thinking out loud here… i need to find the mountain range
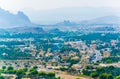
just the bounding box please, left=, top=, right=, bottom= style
left=79, top=16, right=120, bottom=25
left=29, top=7, right=118, bottom=24
left=54, top=16, right=120, bottom=26
left=0, top=8, right=120, bottom=32
left=0, top=8, right=32, bottom=28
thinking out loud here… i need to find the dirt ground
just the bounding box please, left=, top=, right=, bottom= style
left=55, top=70, right=90, bottom=79
left=56, top=74, right=90, bottom=79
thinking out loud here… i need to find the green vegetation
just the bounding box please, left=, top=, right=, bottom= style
left=83, top=66, right=120, bottom=79
left=0, top=32, right=119, bottom=60
left=0, top=31, right=120, bottom=79
left=0, top=76, right=4, bottom=79
left=0, top=66, right=60, bottom=79
left=115, top=76, right=120, bottom=79
left=98, top=73, right=113, bottom=79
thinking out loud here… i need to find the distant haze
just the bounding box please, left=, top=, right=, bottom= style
left=25, top=7, right=120, bottom=24
left=0, top=0, right=120, bottom=24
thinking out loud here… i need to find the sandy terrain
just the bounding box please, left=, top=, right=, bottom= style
left=56, top=74, right=90, bottom=79
left=55, top=70, right=90, bottom=79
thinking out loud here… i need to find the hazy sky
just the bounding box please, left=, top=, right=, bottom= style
left=0, top=0, right=120, bottom=24
left=0, top=0, right=120, bottom=12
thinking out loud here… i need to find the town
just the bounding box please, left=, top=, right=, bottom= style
left=0, top=30, right=120, bottom=79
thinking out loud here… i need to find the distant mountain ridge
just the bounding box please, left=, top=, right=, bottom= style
left=52, top=15, right=120, bottom=26
left=40, top=15, right=120, bottom=31
left=79, top=15, right=120, bottom=25
left=55, top=20, right=77, bottom=26
left=31, top=7, right=116, bottom=24
left=0, top=8, right=120, bottom=32
left=0, top=8, right=32, bottom=28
